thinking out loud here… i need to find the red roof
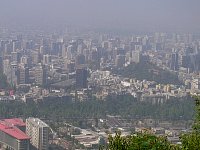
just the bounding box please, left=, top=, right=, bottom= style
left=3, top=118, right=26, bottom=127
left=0, top=122, right=30, bottom=140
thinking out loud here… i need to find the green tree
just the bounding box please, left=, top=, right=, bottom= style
left=112, top=62, right=182, bottom=85
left=104, top=96, right=200, bottom=150
left=106, top=131, right=180, bottom=150
left=180, top=96, right=200, bottom=150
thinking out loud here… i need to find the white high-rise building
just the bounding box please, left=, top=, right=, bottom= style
left=191, top=78, right=200, bottom=90
left=132, top=50, right=141, bottom=63
left=35, top=64, right=47, bottom=86
left=26, top=118, right=49, bottom=150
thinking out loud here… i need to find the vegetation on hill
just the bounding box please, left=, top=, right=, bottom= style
left=0, top=95, right=194, bottom=122
left=112, top=62, right=182, bottom=85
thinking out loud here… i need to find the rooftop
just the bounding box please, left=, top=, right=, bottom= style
left=3, top=118, right=26, bottom=127
left=0, top=121, right=30, bottom=140
left=26, top=118, right=49, bottom=128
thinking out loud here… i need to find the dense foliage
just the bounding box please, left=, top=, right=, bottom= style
left=0, top=95, right=194, bottom=121
left=0, top=72, right=9, bottom=89
left=106, top=132, right=180, bottom=150
left=112, top=62, right=182, bottom=85
left=180, top=96, right=200, bottom=149
left=106, top=96, right=200, bottom=150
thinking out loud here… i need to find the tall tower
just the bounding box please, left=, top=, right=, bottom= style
left=75, top=54, right=86, bottom=66
left=170, top=52, right=179, bottom=71
left=11, top=51, right=21, bottom=63
left=10, top=63, right=18, bottom=86
left=132, top=50, right=141, bottom=64
left=115, top=55, right=125, bottom=68
left=26, top=118, right=49, bottom=150
left=35, top=64, right=47, bottom=86
left=18, top=64, right=29, bottom=84
left=76, top=67, right=88, bottom=89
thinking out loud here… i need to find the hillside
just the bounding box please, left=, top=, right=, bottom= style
left=112, top=62, right=182, bottom=85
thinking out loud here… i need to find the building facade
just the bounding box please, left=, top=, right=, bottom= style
left=0, top=121, right=30, bottom=150
left=26, top=118, right=49, bottom=150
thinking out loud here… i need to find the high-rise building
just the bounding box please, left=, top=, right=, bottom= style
left=170, top=52, right=179, bottom=71
left=26, top=118, right=49, bottom=150
left=20, top=55, right=31, bottom=67
left=4, top=42, right=12, bottom=55
left=0, top=56, right=3, bottom=71
left=35, top=64, right=47, bottom=86
left=115, top=55, right=125, bottom=68
left=12, top=40, right=21, bottom=52
left=25, top=40, right=34, bottom=50
left=76, top=67, right=88, bottom=89
left=10, top=63, right=19, bottom=86
left=189, top=53, right=200, bottom=72
left=191, top=78, right=200, bottom=90
left=135, top=45, right=143, bottom=51
left=18, top=65, right=29, bottom=85
left=43, top=54, right=51, bottom=65
left=61, top=44, right=67, bottom=58
left=75, top=54, right=85, bottom=66
left=11, top=51, right=21, bottom=63
left=65, top=60, right=75, bottom=73
left=51, top=42, right=62, bottom=56
left=3, top=59, right=10, bottom=75
left=31, top=51, right=40, bottom=64
left=180, top=55, right=190, bottom=68
left=132, top=50, right=141, bottom=63
left=66, top=45, right=76, bottom=60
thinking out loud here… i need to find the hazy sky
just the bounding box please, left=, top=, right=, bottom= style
left=0, top=0, right=200, bottom=32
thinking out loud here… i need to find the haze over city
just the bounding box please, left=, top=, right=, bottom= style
left=0, top=0, right=200, bottom=32
left=1, top=0, right=200, bottom=149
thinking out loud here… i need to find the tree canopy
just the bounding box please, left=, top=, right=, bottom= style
left=112, top=62, right=182, bottom=85
left=0, top=95, right=194, bottom=122
left=106, top=96, right=200, bottom=150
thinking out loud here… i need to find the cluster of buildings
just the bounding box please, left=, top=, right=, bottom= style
left=0, top=29, right=200, bottom=103
left=0, top=28, right=200, bottom=149
left=0, top=35, right=89, bottom=88
left=0, top=118, right=49, bottom=150
left=54, top=115, right=188, bottom=149
left=90, top=70, right=188, bottom=104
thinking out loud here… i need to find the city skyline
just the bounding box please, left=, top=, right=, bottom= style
left=0, top=1, right=200, bottom=149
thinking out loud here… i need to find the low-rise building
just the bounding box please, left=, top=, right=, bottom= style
left=0, top=121, right=30, bottom=150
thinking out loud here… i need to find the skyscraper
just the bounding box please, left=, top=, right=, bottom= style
left=76, top=67, right=88, bottom=89
left=51, top=42, right=62, bottom=56
left=170, top=52, right=179, bottom=71
left=26, top=118, right=49, bottom=150
left=0, top=56, right=3, bottom=71
left=43, top=54, right=51, bottom=65
left=18, top=64, right=29, bottom=85
left=35, top=64, right=47, bottom=86
left=10, top=63, right=18, bottom=86
left=132, top=50, right=141, bottom=64
left=115, top=55, right=125, bottom=68
left=75, top=54, right=86, bottom=66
